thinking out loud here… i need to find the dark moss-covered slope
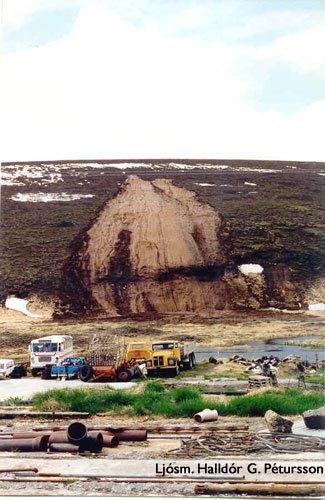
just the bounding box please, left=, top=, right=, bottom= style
left=0, top=159, right=324, bottom=307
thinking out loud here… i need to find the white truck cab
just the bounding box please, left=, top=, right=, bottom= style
left=0, top=359, right=15, bottom=378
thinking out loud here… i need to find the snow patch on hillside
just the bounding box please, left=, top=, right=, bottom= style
left=5, top=297, right=42, bottom=318
left=11, top=192, right=94, bottom=202
left=239, top=264, right=264, bottom=275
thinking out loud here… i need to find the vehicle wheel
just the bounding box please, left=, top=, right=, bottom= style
left=10, top=366, right=22, bottom=379
left=79, top=364, right=93, bottom=382
left=117, top=368, right=134, bottom=382
left=188, top=356, right=193, bottom=369
left=31, top=368, right=39, bottom=377
left=172, top=365, right=180, bottom=376
left=191, top=353, right=196, bottom=366
left=41, top=365, right=52, bottom=380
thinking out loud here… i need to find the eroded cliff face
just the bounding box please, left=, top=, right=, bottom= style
left=60, top=176, right=229, bottom=316
left=59, top=175, right=305, bottom=317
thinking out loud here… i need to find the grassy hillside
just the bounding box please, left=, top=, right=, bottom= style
left=0, top=159, right=324, bottom=299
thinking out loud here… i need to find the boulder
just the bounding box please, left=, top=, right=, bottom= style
left=303, top=406, right=325, bottom=430
left=264, top=410, right=293, bottom=433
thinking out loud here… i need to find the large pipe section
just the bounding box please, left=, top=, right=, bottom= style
left=104, top=429, right=148, bottom=441
left=194, top=409, right=219, bottom=423
left=0, top=421, right=148, bottom=453
left=0, top=436, right=48, bottom=452
left=49, top=443, right=81, bottom=453
left=67, top=422, right=88, bottom=443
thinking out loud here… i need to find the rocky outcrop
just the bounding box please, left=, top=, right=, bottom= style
left=60, top=176, right=229, bottom=316
left=264, top=410, right=293, bottom=433
left=303, top=406, right=325, bottom=429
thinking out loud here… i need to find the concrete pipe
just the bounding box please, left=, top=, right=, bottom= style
left=194, top=409, right=218, bottom=423
left=67, top=422, right=87, bottom=443
left=105, top=430, right=148, bottom=441
left=0, top=436, right=48, bottom=452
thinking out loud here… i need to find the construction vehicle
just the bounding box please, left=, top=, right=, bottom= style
left=145, top=340, right=196, bottom=377
left=79, top=333, right=135, bottom=383
left=42, top=356, right=86, bottom=380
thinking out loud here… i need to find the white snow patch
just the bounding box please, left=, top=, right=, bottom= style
left=286, top=165, right=297, bottom=169
left=318, top=173, right=325, bottom=176
left=236, top=167, right=281, bottom=173
left=11, top=192, right=94, bottom=202
left=239, top=264, right=264, bottom=275
left=104, top=162, right=151, bottom=169
left=244, top=182, right=257, bottom=186
left=1, top=164, right=64, bottom=186
left=5, top=297, right=42, bottom=318
left=308, top=303, right=325, bottom=311
left=169, top=163, right=229, bottom=170
left=194, top=183, right=216, bottom=187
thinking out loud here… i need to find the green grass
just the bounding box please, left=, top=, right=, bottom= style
left=305, top=369, right=325, bottom=385
left=219, top=388, right=324, bottom=417
left=32, top=384, right=324, bottom=418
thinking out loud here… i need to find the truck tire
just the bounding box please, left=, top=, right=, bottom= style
left=117, top=368, right=134, bottom=382
left=31, top=368, right=39, bottom=377
left=10, top=366, right=22, bottom=379
left=79, top=364, right=93, bottom=382
left=41, top=365, right=52, bottom=380
left=170, top=365, right=179, bottom=376
left=191, top=353, right=196, bottom=366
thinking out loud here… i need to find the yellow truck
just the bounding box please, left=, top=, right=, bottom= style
left=145, top=340, right=196, bottom=376
left=126, top=342, right=151, bottom=366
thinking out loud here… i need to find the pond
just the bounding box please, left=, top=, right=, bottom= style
left=196, top=335, right=324, bottom=363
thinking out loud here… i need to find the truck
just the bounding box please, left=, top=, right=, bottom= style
left=42, top=356, right=86, bottom=380
left=126, top=342, right=151, bottom=364
left=145, top=340, right=196, bottom=376
left=79, top=333, right=135, bottom=383
left=125, top=342, right=151, bottom=378
left=0, top=359, right=28, bottom=379
left=29, top=335, right=73, bottom=377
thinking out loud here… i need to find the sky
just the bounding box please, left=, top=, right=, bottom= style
left=1, top=0, right=325, bottom=162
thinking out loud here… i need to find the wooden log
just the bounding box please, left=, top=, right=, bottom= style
left=195, top=482, right=325, bottom=496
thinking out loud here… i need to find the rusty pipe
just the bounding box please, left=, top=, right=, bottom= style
left=12, top=432, right=51, bottom=439
left=103, top=430, right=147, bottom=441
left=0, top=436, right=48, bottom=452
left=67, top=422, right=87, bottom=443
left=49, top=442, right=81, bottom=453
left=48, top=431, right=71, bottom=444
left=102, top=434, right=119, bottom=448
left=81, top=431, right=103, bottom=452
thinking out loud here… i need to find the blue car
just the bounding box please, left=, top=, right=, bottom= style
left=49, top=357, right=86, bottom=380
